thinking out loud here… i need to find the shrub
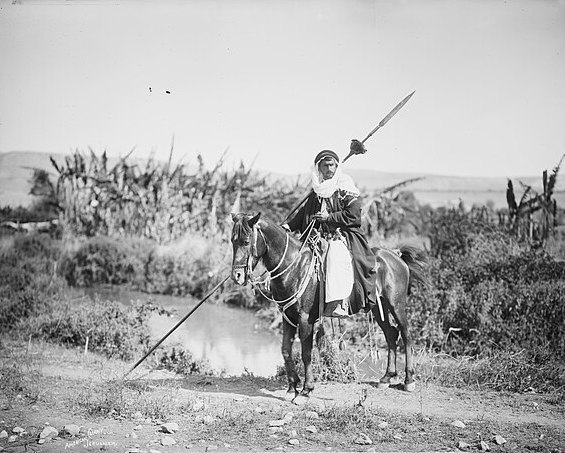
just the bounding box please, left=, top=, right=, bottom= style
left=21, top=297, right=162, bottom=360
left=59, top=236, right=149, bottom=287
left=57, top=234, right=247, bottom=303
left=150, top=346, right=215, bottom=376
left=411, top=225, right=565, bottom=360
left=0, top=233, right=67, bottom=333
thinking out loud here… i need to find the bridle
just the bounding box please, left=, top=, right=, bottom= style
left=232, top=219, right=318, bottom=328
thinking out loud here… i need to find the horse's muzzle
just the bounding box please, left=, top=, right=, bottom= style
left=231, top=267, right=247, bottom=286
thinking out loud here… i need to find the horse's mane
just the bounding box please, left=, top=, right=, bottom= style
left=232, top=213, right=303, bottom=248
left=256, top=216, right=305, bottom=248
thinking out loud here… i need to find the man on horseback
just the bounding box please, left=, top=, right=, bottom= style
left=283, top=140, right=377, bottom=317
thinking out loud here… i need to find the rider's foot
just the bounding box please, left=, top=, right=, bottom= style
left=328, top=306, right=350, bottom=318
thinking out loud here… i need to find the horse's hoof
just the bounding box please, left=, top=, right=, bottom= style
left=377, top=381, right=390, bottom=389
left=404, top=382, right=416, bottom=392
left=292, top=394, right=309, bottom=406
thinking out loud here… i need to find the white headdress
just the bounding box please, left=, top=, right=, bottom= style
left=311, top=156, right=360, bottom=199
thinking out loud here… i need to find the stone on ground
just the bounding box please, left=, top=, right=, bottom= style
left=38, top=426, right=59, bottom=444
left=450, top=420, right=466, bottom=428
left=63, top=424, right=80, bottom=436
left=494, top=435, right=506, bottom=445
left=160, top=422, right=179, bottom=433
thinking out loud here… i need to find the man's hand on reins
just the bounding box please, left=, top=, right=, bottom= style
left=312, top=212, right=329, bottom=222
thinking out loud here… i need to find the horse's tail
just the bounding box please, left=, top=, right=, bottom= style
left=399, top=245, right=429, bottom=291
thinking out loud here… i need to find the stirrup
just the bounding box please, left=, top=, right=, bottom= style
left=325, top=306, right=351, bottom=319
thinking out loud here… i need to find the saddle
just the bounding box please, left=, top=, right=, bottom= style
left=309, top=231, right=360, bottom=319
left=309, top=231, right=383, bottom=320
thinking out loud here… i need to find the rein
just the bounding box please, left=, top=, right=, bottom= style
left=246, top=220, right=318, bottom=328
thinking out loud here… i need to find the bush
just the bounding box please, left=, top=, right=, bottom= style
left=57, top=233, right=262, bottom=308
left=0, top=233, right=67, bottom=332
left=410, top=224, right=565, bottom=360
left=144, top=236, right=224, bottom=297
left=150, top=346, right=215, bottom=376
left=442, top=279, right=565, bottom=358
left=59, top=236, right=149, bottom=287
left=0, top=233, right=168, bottom=361
left=21, top=297, right=163, bottom=360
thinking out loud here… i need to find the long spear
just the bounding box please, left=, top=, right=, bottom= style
left=281, top=91, right=415, bottom=224
left=343, top=90, right=415, bottom=162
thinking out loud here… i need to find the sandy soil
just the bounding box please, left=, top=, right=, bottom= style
left=1, top=342, right=564, bottom=453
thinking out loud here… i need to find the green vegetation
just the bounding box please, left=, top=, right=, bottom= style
left=1, top=234, right=165, bottom=361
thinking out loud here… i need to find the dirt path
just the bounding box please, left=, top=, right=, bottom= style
left=1, top=342, right=564, bottom=452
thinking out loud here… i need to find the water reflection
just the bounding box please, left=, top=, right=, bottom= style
left=93, top=288, right=283, bottom=377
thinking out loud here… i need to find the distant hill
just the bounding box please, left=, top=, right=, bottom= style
left=1, top=150, right=563, bottom=209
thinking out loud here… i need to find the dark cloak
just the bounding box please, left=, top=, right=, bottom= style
left=287, top=189, right=376, bottom=314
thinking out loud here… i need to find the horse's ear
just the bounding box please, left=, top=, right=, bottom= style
left=248, top=212, right=261, bottom=227
left=231, top=213, right=238, bottom=223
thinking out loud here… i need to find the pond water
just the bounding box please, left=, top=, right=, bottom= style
left=89, top=287, right=387, bottom=380
left=90, top=287, right=284, bottom=377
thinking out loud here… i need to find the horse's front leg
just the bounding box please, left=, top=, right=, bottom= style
left=282, top=320, right=300, bottom=401
left=293, top=314, right=314, bottom=405
left=374, top=306, right=399, bottom=388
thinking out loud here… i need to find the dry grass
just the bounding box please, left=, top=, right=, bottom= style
left=415, top=348, right=565, bottom=397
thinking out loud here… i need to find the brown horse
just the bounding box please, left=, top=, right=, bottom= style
left=231, top=212, right=428, bottom=402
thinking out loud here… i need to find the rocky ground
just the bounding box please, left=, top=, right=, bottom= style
left=1, top=340, right=564, bottom=453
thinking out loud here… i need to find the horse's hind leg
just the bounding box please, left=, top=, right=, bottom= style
left=385, top=290, right=416, bottom=392
left=282, top=320, right=300, bottom=400
left=394, top=304, right=416, bottom=392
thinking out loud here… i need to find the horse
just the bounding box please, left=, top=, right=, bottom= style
left=230, top=212, right=428, bottom=403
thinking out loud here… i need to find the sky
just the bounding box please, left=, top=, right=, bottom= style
left=0, top=0, right=564, bottom=178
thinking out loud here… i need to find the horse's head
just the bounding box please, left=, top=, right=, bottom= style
left=230, top=212, right=262, bottom=285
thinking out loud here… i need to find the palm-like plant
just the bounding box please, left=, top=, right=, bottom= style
left=50, top=149, right=307, bottom=243
left=505, top=154, right=564, bottom=243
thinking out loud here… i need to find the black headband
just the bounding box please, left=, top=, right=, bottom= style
left=314, top=150, right=340, bottom=165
